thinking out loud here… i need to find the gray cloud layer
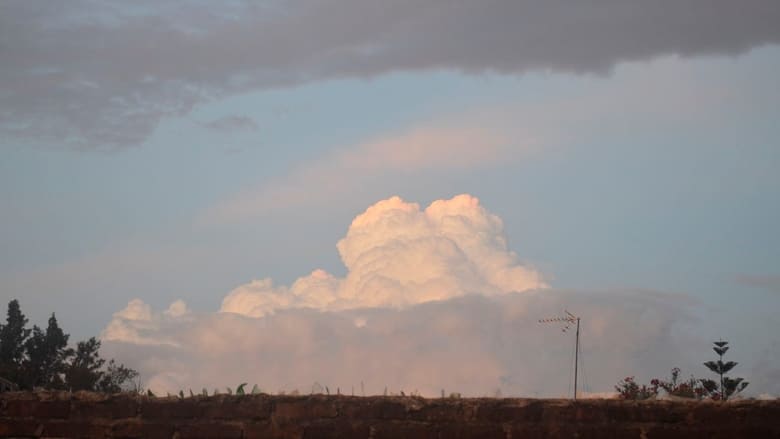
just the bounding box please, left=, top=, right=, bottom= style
left=2, top=0, right=779, bottom=148
left=201, top=115, right=258, bottom=132
left=102, top=289, right=701, bottom=397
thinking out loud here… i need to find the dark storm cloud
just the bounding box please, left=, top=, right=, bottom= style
left=2, top=0, right=778, bottom=148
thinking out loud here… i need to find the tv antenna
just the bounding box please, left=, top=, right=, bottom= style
left=538, top=310, right=581, bottom=400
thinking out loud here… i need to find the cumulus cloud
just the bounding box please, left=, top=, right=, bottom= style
left=218, top=194, right=545, bottom=316
left=102, top=299, right=171, bottom=347
left=102, top=194, right=703, bottom=396
left=113, top=298, right=152, bottom=321
left=2, top=0, right=778, bottom=148
left=164, top=299, right=191, bottom=318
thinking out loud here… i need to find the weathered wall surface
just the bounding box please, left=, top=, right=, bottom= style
left=1, top=392, right=778, bottom=438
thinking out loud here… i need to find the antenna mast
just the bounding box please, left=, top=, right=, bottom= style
left=538, top=310, right=581, bottom=400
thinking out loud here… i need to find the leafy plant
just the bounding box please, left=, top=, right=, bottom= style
left=702, top=340, right=749, bottom=400
left=236, top=383, right=247, bottom=395
left=654, top=368, right=707, bottom=399
left=65, top=337, right=105, bottom=391
left=615, top=376, right=658, bottom=400
left=97, top=359, right=139, bottom=393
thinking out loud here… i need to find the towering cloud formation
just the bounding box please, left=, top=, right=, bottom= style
left=101, top=194, right=707, bottom=396
left=219, top=194, right=545, bottom=316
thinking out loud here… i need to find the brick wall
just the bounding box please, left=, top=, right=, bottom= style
left=1, top=392, right=778, bottom=438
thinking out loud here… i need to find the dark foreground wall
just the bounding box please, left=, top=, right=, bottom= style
left=1, top=392, right=779, bottom=438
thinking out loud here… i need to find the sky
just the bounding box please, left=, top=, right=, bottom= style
left=1, top=1, right=780, bottom=397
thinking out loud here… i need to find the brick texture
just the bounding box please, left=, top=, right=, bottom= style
left=0, top=392, right=778, bottom=438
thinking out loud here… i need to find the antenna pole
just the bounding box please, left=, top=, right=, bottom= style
left=539, top=311, right=581, bottom=400
left=574, top=317, right=580, bottom=400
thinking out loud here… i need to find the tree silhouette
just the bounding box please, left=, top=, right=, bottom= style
left=65, top=337, right=105, bottom=391
left=702, top=340, right=748, bottom=400
left=98, top=359, right=139, bottom=393
left=0, top=300, right=31, bottom=384
left=23, top=314, right=73, bottom=389
left=0, top=300, right=138, bottom=393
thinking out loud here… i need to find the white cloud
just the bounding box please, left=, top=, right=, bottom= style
left=219, top=278, right=293, bottom=318
left=103, top=299, right=192, bottom=347
left=114, top=298, right=152, bottom=321
left=164, top=299, right=190, bottom=318
left=217, top=194, right=545, bottom=316
left=102, top=194, right=702, bottom=397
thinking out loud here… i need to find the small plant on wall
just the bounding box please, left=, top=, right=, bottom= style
left=615, top=376, right=658, bottom=400
left=655, top=367, right=708, bottom=399
left=616, top=340, right=749, bottom=400
left=701, top=340, right=749, bottom=400
left=615, top=368, right=706, bottom=400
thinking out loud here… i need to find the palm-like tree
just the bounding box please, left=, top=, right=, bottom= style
left=702, top=340, right=748, bottom=400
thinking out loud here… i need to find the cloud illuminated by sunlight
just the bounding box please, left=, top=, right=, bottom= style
left=217, top=194, right=545, bottom=316
left=101, top=194, right=705, bottom=397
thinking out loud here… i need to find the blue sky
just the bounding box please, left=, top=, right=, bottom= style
left=1, top=1, right=779, bottom=395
